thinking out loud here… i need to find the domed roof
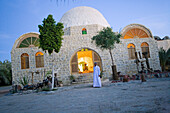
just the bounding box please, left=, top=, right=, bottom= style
left=60, top=6, right=110, bottom=28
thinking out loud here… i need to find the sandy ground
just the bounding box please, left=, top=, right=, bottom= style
left=0, top=86, right=11, bottom=97
left=0, top=78, right=169, bottom=113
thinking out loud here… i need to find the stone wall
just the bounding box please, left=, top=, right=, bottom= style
left=157, top=39, right=170, bottom=51
left=113, top=38, right=161, bottom=75
left=11, top=24, right=161, bottom=85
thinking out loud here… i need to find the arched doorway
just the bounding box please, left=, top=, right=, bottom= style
left=70, top=48, right=102, bottom=74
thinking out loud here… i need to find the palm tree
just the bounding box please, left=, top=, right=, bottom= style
left=159, top=48, right=170, bottom=71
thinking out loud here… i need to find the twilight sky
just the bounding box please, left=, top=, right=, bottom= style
left=0, top=0, right=170, bottom=61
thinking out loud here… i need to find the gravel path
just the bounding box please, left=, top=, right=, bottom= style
left=0, top=78, right=169, bottom=113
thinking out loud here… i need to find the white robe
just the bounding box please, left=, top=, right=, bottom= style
left=93, top=65, right=102, bottom=87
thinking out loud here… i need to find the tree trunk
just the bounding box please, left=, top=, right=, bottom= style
left=109, top=49, right=118, bottom=80
left=31, top=72, right=34, bottom=84
left=109, top=48, right=114, bottom=66
left=52, top=53, right=54, bottom=89
left=135, top=52, right=139, bottom=73
left=111, top=65, right=118, bottom=80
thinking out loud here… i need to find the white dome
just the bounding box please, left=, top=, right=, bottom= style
left=60, top=6, right=110, bottom=28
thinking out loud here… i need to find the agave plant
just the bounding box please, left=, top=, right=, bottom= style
left=18, top=76, right=29, bottom=86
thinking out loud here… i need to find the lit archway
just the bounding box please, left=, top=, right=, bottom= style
left=70, top=48, right=102, bottom=74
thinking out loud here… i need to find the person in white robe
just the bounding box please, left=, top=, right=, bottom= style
left=93, top=62, right=102, bottom=88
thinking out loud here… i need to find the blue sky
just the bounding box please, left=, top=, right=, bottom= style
left=0, top=0, right=170, bottom=61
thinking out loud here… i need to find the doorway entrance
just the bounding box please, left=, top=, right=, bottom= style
left=70, top=48, right=102, bottom=74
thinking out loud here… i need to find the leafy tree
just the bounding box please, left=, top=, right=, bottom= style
left=163, top=36, right=170, bottom=40
left=38, top=14, right=64, bottom=89
left=159, top=48, right=170, bottom=71
left=0, top=60, right=12, bottom=86
left=38, top=15, right=64, bottom=54
left=92, top=27, right=121, bottom=80
left=154, top=36, right=161, bottom=40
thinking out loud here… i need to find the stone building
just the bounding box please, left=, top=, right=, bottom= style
left=157, top=39, right=170, bottom=51
left=11, top=6, right=161, bottom=85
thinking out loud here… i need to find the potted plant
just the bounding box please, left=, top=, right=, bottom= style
left=58, top=80, right=63, bottom=87
left=69, top=75, right=76, bottom=83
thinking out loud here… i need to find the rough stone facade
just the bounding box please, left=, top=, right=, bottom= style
left=11, top=6, right=161, bottom=85
left=157, top=39, right=170, bottom=51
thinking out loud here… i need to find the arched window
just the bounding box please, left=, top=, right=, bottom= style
left=82, top=28, right=87, bottom=35
left=70, top=48, right=102, bottom=74
left=141, top=42, right=150, bottom=58
left=21, top=53, right=29, bottom=69
left=127, top=43, right=136, bottom=59
left=35, top=52, right=44, bottom=68
left=19, top=37, right=39, bottom=48
left=124, top=28, right=149, bottom=39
